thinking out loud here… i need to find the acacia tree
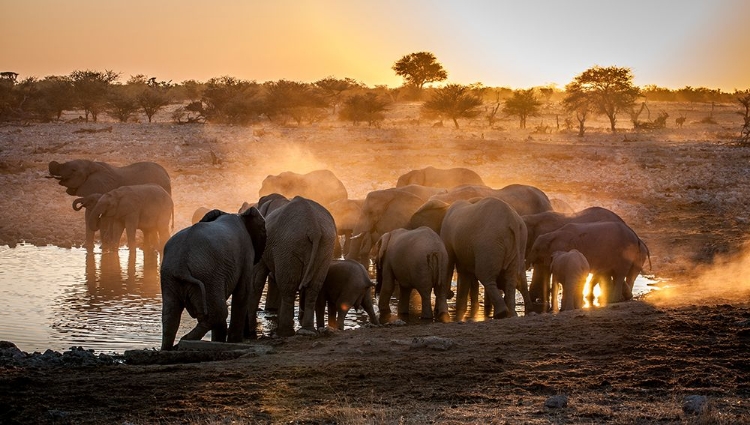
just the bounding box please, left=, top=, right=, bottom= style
left=70, top=70, right=120, bottom=122
left=339, top=93, right=389, bottom=127
left=503, top=88, right=541, bottom=129
left=562, top=83, right=592, bottom=136
left=201, top=76, right=262, bottom=124
left=263, top=80, right=328, bottom=125
left=392, top=52, right=448, bottom=90
left=314, top=77, right=362, bottom=114
left=565, top=66, right=640, bottom=132
left=422, top=83, right=482, bottom=129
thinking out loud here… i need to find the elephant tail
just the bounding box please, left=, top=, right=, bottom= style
left=182, top=273, right=209, bottom=316
left=427, top=251, right=441, bottom=293
left=299, top=234, right=322, bottom=291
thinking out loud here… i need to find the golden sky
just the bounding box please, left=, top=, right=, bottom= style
left=2, top=0, right=749, bottom=90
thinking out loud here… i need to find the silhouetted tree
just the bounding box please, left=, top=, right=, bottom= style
left=565, top=66, right=640, bottom=132
left=392, top=52, right=448, bottom=90
left=562, top=83, right=592, bottom=136
left=70, top=70, right=120, bottom=122
left=736, top=89, right=750, bottom=145
left=36, top=76, right=75, bottom=121
left=263, top=80, right=327, bottom=125
left=127, top=76, right=172, bottom=123
left=201, top=76, right=261, bottom=124
left=314, top=77, right=362, bottom=114
left=503, top=88, right=541, bottom=129
left=106, top=84, right=139, bottom=122
left=338, top=93, right=388, bottom=126
left=422, top=83, right=482, bottom=129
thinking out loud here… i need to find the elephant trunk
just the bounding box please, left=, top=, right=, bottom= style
left=72, top=198, right=85, bottom=211
left=88, top=201, right=106, bottom=231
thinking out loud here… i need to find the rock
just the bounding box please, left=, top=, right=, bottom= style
left=682, top=395, right=708, bottom=415
left=409, top=336, right=455, bottom=351
left=544, top=395, right=568, bottom=408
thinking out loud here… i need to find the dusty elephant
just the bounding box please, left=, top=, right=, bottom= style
left=440, top=197, right=530, bottom=321
left=550, top=249, right=590, bottom=311
left=248, top=196, right=337, bottom=337
left=527, top=221, right=648, bottom=305
left=523, top=206, right=633, bottom=312
left=72, top=193, right=104, bottom=248
left=254, top=193, right=292, bottom=312
left=375, top=227, right=451, bottom=323
left=345, top=186, right=437, bottom=265
left=316, top=259, right=379, bottom=330
left=88, top=184, right=174, bottom=252
left=258, top=169, right=348, bottom=208
left=396, top=166, right=485, bottom=189
left=48, top=159, right=171, bottom=248
left=159, top=208, right=267, bottom=350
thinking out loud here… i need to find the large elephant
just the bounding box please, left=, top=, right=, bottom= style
left=396, top=166, right=485, bottom=188
left=254, top=193, right=292, bottom=312
left=159, top=207, right=266, bottom=350
left=527, top=221, right=648, bottom=305
left=316, top=259, right=379, bottom=330
left=374, top=227, right=451, bottom=323
left=248, top=196, right=337, bottom=337
left=550, top=249, right=590, bottom=311
left=72, top=193, right=104, bottom=248
left=87, top=184, right=174, bottom=252
left=258, top=169, right=348, bottom=208
left=345, top=186, right=436, bottom=265
left=440, top=197, right=529, bottom=321
left=523, top=206, right=631, bottom=312
left=409, top=184, right=553, bottom=234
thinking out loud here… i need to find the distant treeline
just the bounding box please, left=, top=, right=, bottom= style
left=0, top=69, right=743, bottom=125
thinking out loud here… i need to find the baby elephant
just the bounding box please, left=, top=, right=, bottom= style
left=315, top=259, right=379, bottom=330
left=550, top=249, right=591, bottom=311
left=88, top=184, right=174, bottom=252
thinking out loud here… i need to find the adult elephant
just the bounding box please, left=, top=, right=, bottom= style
left=247, top=196, right=337, bottom=337
left=254, top=193, right=292, bottom=312
left=258, top=169, right=348, bottom=208
left=345, top=187, right=431, bottom=265
left=527, top=221, right=648, bottom=305
left=48, top=159, right=171, bottom=248
left=523, top=206, right=632, bottom=312
left=159, top=207, right=266, bottom=350
left=396, top=166, right=485, bottom=189
left=88, top=184, right=174, bottom=252
left=440, top=197, right=529, bottom=321
left=409, top=184, right=553, bottom=234
left=374, top=227, right=451, bottom=323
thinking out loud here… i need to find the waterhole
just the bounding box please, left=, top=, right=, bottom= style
left=0, top=244, right=659, bottom=354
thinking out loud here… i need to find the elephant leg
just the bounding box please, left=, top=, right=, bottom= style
left=378, top=268, right=396, bottom=323
left=246, top=263, right=269, bottom=339
left=529, top=266, right=551, bottom=313
left=551, top=279, right=560, bottom=313
left=327, top=299, right=337, bottom=329
left=315, top=294, right=326, bottom=329
left=397, top=286, right=411, bottom=317
left=276, top=293, right=297, bottom=337
left=501, top=270, right=518, bottom=318
left=84, top=225, right=95, bottom=250
left=469, top=279, right=480, bottom=319
left=298, top=284, right=321, bottom=334
left=182, top=321, right=212, bottom=342
left=482, top=280, right=508, bottom=319
left=418, top=288, right=434, bottom=320
left=265, top=275, right=281, bottom=312
left=517, top=272, right=532, bottom=314
left=455, top=273, right=473, bottom=322
left=161, top=302, right=183, bottom=350
left=125, top=224, right=137, bottom=251
left=610, top=274, right=626, bottom=304
left=211, top=322, right=227, bottom=342
left=362, top=292, right=380, bottom=326
left=336, top=304, right=351, bottom=330
left=228, top=274, right=252, bottom=343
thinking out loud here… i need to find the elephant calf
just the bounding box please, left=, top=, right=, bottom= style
left=316, top=259, right=379, bottom=330
left=550, top=249, right=590, bottom=311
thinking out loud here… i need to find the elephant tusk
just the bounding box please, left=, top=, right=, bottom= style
left=350, top=232, right=365, bottom=240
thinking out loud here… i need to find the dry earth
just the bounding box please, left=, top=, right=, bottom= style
left=0, top=101, right=749, bottom=424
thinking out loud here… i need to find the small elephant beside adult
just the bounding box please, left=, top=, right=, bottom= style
left=527, top=221, right=648, bottom=306
left=440, top=197, right=530, bottom=321
left=316, top=259, right=379, bottom=330
left=375, top=227, right=451, bottom=323
left=523, top=206, right=646, bottom=312
left=258, top=169, right=348, bottom=208
left=247, top=196, right=337, bottom=337
left=550, top=249, right=590, bottom=311
left=87, top=184, right=174, bottom=252
left=396, top=166, right=485, bottom=189
left=160, top=207, right=266, bottom=351
left=48, top=159, right=171, bottom=248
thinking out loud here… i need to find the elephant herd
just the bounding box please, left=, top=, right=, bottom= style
left=48, top=161, right=650, bottom=350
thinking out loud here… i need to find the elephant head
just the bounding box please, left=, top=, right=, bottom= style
left=528, top=230, right=576, bottom=269
left=49, top=160, right=113, bottom=196
left=72, top=193, right=103, bottom=212
left=407, top=199, right=450, bottom=233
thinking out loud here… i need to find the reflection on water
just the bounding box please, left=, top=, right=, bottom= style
left=0, top=245, right=658, bottom=354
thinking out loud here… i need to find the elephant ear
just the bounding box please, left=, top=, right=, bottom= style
left=199, top=209, right=225, bottom=223
left=240, top=207, right=267, bottom=265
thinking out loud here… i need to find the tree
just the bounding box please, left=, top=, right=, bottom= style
left=314, top=77, right=362, bottom=114
left=106, top=84, right=139, bottom=122
left=128, top=76, right=172, bottom=123
left=70, top=70, right=120, bottom=122
left=421, top=84, right=483, bottom=129
left=503, top=88, right=541, bottom=129
left=338, top=93, right=389, bottom=127
left=392, top=52, right=448, bottom=90
left=562, top=83, right=592, bottom=136
left=565, top=66, right=640, bottom=132
left=736, top=89, right=750, bottom=145
left=263, top=80, right=327, bottom=125
left=201, top=76, right=261, bottom=124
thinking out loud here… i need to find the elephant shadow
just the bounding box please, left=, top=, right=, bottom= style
left=83, top=248, right=161, bottom=304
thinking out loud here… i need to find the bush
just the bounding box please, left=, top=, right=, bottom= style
left=338, top=93, right=388, bottom=126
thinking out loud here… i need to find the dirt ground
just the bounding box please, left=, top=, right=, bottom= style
left=1, top=101, right=749, bottom=424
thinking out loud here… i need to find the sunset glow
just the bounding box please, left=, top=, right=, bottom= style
left=2, top=0, right=749, bottom=90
